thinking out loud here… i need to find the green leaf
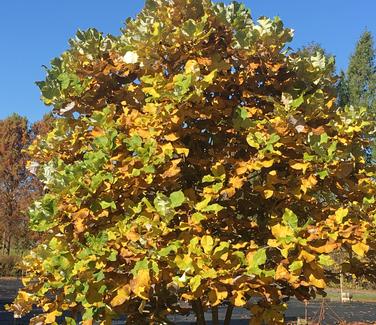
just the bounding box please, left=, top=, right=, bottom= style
left=100, top=200, right=116, bottom=210
left=291, top=94, right=304, bottom=109
left=170, top=190, right=185, bottom=208
left=282, top=208, right=298, bottom=230
left=189, top=275, right=202, bottom=292
left=154, top=193, right=171, bottom=216
left=250, top=248, right=267, bottom=269
left=65, top=317, right=77, bottom=325
left=289, top=260, right=303, bottom=272
left=202, top=175, right=216, bottom=183
left=363, top=196, right=375, bottom=205
left=269, top=133, right=280, bottom=144
left=82, top=308, right=94, bottom=321
left=320, top=133, right=329, bottom=144
left=107, top=250, right=118, bottom=262
left=182, top=19, right=196, bottom=37
left=131, top=259, right=149, bottom=276
left=195, top=197, right=211, bottom=211
left=191, top=212, right=207, bottom=224
left=318, top=254, right=334, bottom=267
left=202, top=203, right=223, bottom=213
left=317, top=170, right=328, bottom=180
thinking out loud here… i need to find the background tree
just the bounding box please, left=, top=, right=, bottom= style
left=31, top=113, right=55, bottom=139
left=336, top=70, right=350, bottom=107
left=337, top=31, right=376, bottom=165
left=0, top=113, right=50, bottom=257
left=0, top=115, right=33, bottom=254
left=9, top=1, right=376, bottom=324
left=347, top=31, right=376, bottom=110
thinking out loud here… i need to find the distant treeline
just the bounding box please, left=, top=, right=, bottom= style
left=0, top=113, right=53, bottom=258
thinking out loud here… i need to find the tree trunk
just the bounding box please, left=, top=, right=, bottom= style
left=193, top=299, right=206, bottom=325
left=6, top=234, right=11, bottom=256
left=224, top=304, right=234, bottom=325
left=212, top=306, right=219, bottom=325
left=2, top=231, right=5, bottom=255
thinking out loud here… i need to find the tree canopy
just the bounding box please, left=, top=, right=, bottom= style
left=9, top=1, right=376, bottom=324
left=339, top=31, right=376, bottom=111
left=0, top=114, right=40, bottom=255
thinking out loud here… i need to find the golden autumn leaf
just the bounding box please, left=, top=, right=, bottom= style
left=232, top=291, right=247, bottom=307
left=299, top=250, right=315, bottom=263
left=275, top=264, right=290, bottom=281
left=45, top=310, right=62, bottom=324
left=352, top=242, right=369, bottom=257
left=164, top=133, right=179, bottom=141
left=175, top=147, right=189, bottom=156
left=162, top=159, right=181, bottom=178
left=334, top=207, right=348, bottom=224
left=264, top=189, right=274, bottom=199
left=201, top=235, right=214, bottom=254
left=130, top=269, right=151, bottom=300
left=271, top=224, right=293, bottom=239
left=72, top=208, right=90, bottom=234
left=111, top=285, right=131, bottom=307
left=208, top=286, right=228, bottom=306
left=300, top=174, right=317, bottom=193
left=290, top=162, right=310, bottom=174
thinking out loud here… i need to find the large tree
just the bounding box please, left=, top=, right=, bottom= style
left=0, top=114, right=50, bottom=256
left=347, top=31, right=376, bottom=110
left=9, top=1, right=376, bottom=324
left=0, top=115, right=33, bottom=254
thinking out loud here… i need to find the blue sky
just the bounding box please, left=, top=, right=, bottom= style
left=1, top=0, right=375, bottom=122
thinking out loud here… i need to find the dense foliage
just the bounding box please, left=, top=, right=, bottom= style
left=0, top=114, right=42, bottom=256
left=10, top=0, right=376, bottom=324
left=347, top=31, right=376, bottom=110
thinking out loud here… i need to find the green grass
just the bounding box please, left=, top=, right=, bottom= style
left=318, top=289, right=376, bottom=302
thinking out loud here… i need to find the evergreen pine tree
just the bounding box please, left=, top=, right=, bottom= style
left=337, top=70, right=350, bottom=107
left=347, top=31, right=376, bottom=111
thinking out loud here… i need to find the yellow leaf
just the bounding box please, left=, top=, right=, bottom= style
left=290, top=162, right=310, bottom=174
left=126, top=229, right=140, bottom=241
left=264, top=189, right=274, bottom=199
left=201, top=235, right=214, bottom=254
left=308, top=273, right=326, bottom=289
left=162, top=159, right=181, bottom=178
left=175, top=147, right=189, bottom=156
left=335, top=207, right=348, bottom=224
left=185, top=60, right=200, bottom=74
left=275, top=264, right=290, bottom=281
left=352, top=242, right=369, bottom=257
left=299, top=250, right=315, bottom=263
left=300, top=175, right=317, bottom=193
left=82, top=320, right=93, bottom=325
left=271, top=224, right=293, bottom=239
left=73, top=208, right=90, bottom=234
left=45, top=310, right=61, bottom=324
left=208, top=286, right=228, bottom=306
left=130, top=269, right=150, bottom=299
left=261, top=159, right=274, bottom=168
left=165, top=133, right=179, bottom=141
left=311, top=242, right=338, bottom=254
left=203, top=69, right=218, bottom=84
left=111, top=285, right=131, bottom=307
left=229, top=176, right=244, bottom=189
left=235, top=163, right=248, bottom=175
left=232, top=291, right=247, bottom=306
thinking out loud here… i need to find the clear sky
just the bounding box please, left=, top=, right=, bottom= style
left=1, top=0, right=375, bottom=122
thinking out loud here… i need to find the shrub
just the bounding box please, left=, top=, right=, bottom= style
left=0, top=255, right=22, bottom=277
left=9, top=0, right=376, bottom=324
